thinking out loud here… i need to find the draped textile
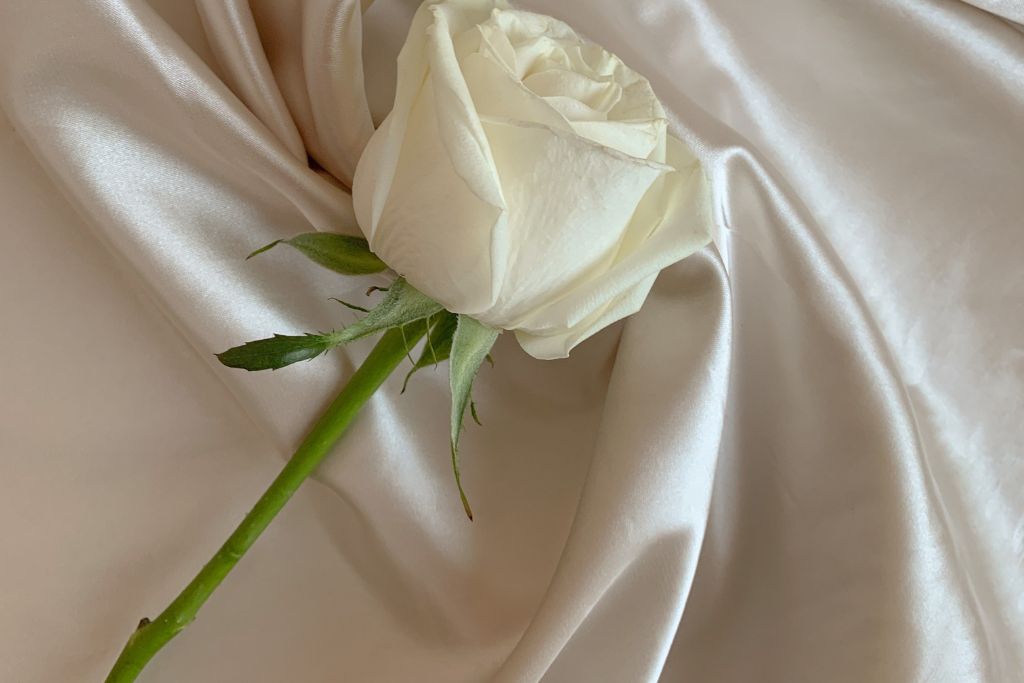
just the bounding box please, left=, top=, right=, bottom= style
left=0, top=1, right=1021, bottom=681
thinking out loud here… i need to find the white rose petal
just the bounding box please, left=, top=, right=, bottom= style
left=353, top=0, right=711, bottom=359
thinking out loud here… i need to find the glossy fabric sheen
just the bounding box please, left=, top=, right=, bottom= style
left=0, top=1, right=1020, bottom=682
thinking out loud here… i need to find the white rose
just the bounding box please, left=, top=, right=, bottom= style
left=353, top=0, right=710, bottom=359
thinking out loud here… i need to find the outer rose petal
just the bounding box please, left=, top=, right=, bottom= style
left=354, top=0, right=505, bottom=236
left=477, top=118, right=670, bottom=328
left=513, top=136, right=711, bottom=359
left=354, top=0, right=508, bottom=314
left=515, top=273, right=659, bottom=360
left=368, top=83, right=504, bottom=314
left=424, top=2, right=505, bottom=211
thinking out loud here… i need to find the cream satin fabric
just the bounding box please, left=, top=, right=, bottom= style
left=0, top=1, right=1021, bottom=682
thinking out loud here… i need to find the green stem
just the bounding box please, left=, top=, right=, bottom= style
left=105, top=325, right=425, bottom=683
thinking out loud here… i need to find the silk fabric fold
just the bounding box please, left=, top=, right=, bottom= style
left=0, top=1, right=1020, bottom=681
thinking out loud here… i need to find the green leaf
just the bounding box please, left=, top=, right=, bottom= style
left=216, top=333, right=336, bottom=371
left=216, top=278, right=441, bottom=373
left=247, top=232, right=387, bottom=275
left=246, top=239, right=283, bottom=260
left=402, top=311, right=458, bottom=393
left=333, top=277, right=443, bottom=345
left=448, top=315, right=499, bottom=520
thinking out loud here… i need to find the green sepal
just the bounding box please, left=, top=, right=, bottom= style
left=402, top=311, right=458, bottom=393
left=329, top=297, right=370, bottom=313
left=216, top=333, right=336, bottom=371
left=448, top=315, right=499, bottom=520
left=247, top=232, right=387, bottom=275
left=333, top=277, right=443, bottom=344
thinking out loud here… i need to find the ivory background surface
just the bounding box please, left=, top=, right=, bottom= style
left=0, top=1, right=1021, bottom=681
